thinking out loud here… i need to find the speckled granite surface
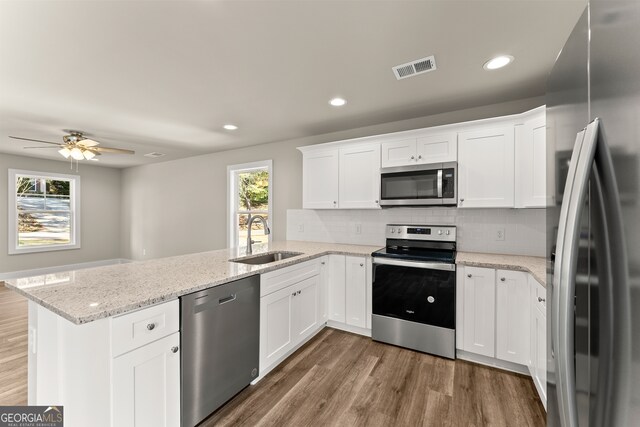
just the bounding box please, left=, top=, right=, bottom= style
left=4, top=241, right=381, bottom=325
left=456, top=251, right=547, bottom=287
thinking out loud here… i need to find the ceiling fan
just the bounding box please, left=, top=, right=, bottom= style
left=9, top=131, right=135, bottom=161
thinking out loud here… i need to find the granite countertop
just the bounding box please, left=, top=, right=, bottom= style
left=456, top=251, right=547, bottom=287
left=4, top=241, right=381, bottom=325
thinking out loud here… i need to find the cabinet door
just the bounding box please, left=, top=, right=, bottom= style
left=319, top=256, right=329, bottom=322
left=112, top=332, right=180, bottom=427
left=517, top=113, right=548, bottom=208
left=416, top=132, right=457, bottom=163
left=293, top=276, right=320, bottom=343
left=339, top=144, right=381, bottom=209
left=303, top=149, right=339, bottom=209
left=462, top=266, right=496, bottom=357
left=328, top=255, right=346, bottom=323
left=496, top=270, right=530, bottom=365
left=458, top=126, right=515, bottom=208
left=381, top=138, right=416, bottom=168
left=260, top=286, right=294, bottom=372
left=535, top=307, right=547, bottom=403
left=345, top=256, right=367, bottom=328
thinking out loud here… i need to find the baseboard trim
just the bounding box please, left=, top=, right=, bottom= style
left=326, top=320, right=372, bottom=337
left=456, top=349, right=530, bottom=375
left=0, top=258, right=132, bottom=281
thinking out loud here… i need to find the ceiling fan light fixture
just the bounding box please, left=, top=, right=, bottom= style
left=70, top=147, right=84, bottom=160
left=82, top=150, right=96, bottom=160
left=58, top=147, right=71, bottom=158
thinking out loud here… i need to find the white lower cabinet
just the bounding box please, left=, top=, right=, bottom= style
left=259, top=260, right=322, bottom=375
left=529, top=276, right=547, bottom=407
left=495, top=270, right=530, bottom=365
left=328, top=255, right=346, bottom=323
left=461, top=266, right=496, bottom=357
left=345, top=256, right=367, bottom=328
left=112, top=332, right=181, bottom=427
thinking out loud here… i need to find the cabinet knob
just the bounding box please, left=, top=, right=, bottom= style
left=292, top=292, right=296, bottom=297
left=467, top=274, right=472, bottom=278
left=321, top=261, right=326, bottom=265
left=410, top=155, right=415, bottom=160
left=360, top=263, right=364, bottom=267
left=171, top=346, right=179, bottom=353
left=460, top=198, right=464, bottom=203
left=538, top=297, right=546, bottom=303
left=297, top=290, right=301, bottom=295
left=333, top=201, right=337, bottom=205
left=375, top=200, right=379, bottom=204
left=418, top=155, right=422, bottom=160
left=500, top=277, right=506, bottom=282
left=146, top=323, right=156, bottom=331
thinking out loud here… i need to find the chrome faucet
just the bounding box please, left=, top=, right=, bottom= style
left=246, top=215, right=271, bottom=255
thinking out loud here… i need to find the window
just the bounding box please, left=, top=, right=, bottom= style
left=8, top=169, right=80, bottom=254
left=228, top=160, right=272, bottom=250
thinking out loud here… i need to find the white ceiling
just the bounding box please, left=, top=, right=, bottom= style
left=0, top=0, right=586, bottom=168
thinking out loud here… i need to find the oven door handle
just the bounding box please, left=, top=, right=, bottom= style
left=372, top=257, right=455, bottom=272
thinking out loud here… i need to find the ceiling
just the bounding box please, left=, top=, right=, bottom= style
left=0, top=0, right=586, bottom=168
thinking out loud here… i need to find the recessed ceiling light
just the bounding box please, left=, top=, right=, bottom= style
left=483, top=55, right=514, bottom=70
left=329, top=97, right=347, bottom=107
left=223, top=124, right=238, bottom=130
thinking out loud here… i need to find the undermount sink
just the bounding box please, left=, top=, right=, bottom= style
left=230, top=251, right=304, bottom=265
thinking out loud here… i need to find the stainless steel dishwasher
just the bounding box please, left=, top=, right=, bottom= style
left=180, top=275, right=259, bottom=427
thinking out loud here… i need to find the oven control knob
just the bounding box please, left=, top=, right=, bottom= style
left=390, top=228, right=395, bottom=233
left=446, top=230, right=450, bottom=235
left=437, top=230, right=443, bottom=235
left=427, top=296, right=435, bottom=303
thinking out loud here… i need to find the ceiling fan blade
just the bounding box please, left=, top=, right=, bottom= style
left=9, top=136, right=61, bottom=145
left=23, top=146, right=61, bottom=149
left=93, top=146, right=135, bottom=154
left=78, top=138, right=100, bottom=147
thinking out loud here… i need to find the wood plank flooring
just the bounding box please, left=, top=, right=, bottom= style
left=0, top=285, right=545, bottom=425
left=0, top=284, right=28, bottom=406
left=203, top=328, right=546, bottom=427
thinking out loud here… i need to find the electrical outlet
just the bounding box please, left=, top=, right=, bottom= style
left=142, top=248, right=146, bottom=256
left=355, top=224, right=362, bottom=234
left=297, top=224, right=304, bottom=232
left=495, top=228, right=505, bottom=241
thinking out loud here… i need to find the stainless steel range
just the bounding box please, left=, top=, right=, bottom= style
left=371, top=224, right=456, bottom=359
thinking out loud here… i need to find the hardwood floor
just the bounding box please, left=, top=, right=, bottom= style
left=0, top=284, right=28, bottom=406
left=203, top=328, right=546, bottom=427
left=0, top=286, right=545, bottom=425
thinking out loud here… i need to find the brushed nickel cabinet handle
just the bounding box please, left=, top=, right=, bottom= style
left=500, top=277, right=506, bottom=282
left=538, top=297, right=546, bottom=303
left=171, top=346, right=179, bottom=353
left=147, top=323, right=156, bottom=331
left=467, top=274, right=472, bottom=278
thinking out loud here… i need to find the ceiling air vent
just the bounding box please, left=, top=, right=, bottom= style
left=392, top=55, right=437, bottom=80
left=144, top=152, right=166, bottom=158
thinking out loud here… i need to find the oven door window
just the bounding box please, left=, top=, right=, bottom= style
left=380, top=169, right=439, bottom=200
left=372, top=263, right=455, bottom=329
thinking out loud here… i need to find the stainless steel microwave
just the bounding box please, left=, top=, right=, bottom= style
left=379, top=162, right=457, bottom=206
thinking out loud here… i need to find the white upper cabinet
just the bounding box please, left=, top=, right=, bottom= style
left=381, top=138, right=416, bottom=168
left=339, top=144, right=381, bottom=209
left=516, top=109, right=549, bottom=208
left=416, top=133, right=457, bottom=164
left=302, top=149, right=339, bottom=209
left=381, top=133, right=456, bottom=168
left=458, top=126, right=515, bottom=208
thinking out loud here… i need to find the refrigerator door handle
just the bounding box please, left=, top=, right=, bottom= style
left=553, top=119, right=600, bottom=427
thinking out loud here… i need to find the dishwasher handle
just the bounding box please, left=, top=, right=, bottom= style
left=219, top=294, right=237, bottom=305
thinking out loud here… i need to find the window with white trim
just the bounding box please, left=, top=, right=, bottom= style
left=228, top=160, right=272, bottom=251
left=8, top=169, right=80, bottom=254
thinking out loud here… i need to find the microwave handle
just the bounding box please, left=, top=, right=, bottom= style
left=437, top=169, right=443, bottom=198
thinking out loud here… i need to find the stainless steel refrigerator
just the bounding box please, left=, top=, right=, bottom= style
left=547, top=0, right=640, bottom=425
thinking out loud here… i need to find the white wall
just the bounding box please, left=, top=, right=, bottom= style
left=286, top=208, right=546, bottom=257
left=121, top=96, right=545, bottom=260
left=0, top=153, right=121, bottom=273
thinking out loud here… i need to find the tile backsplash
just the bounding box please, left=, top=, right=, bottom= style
left=286, top=208, right=546, bottom=257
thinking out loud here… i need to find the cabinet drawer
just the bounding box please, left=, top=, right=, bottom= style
left=261, top=259, right=320, bottom=297
left=111, top=300, right=179, bottom=357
